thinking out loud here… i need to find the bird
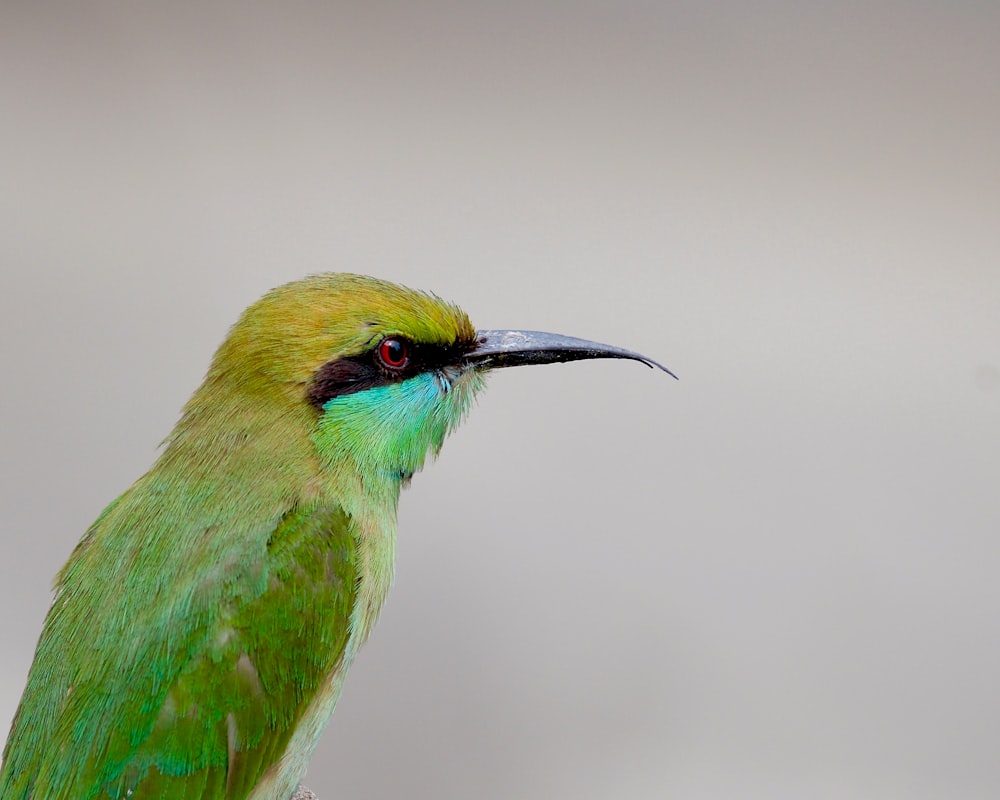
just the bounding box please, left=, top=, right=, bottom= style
left=0, top=273, right=674, bottom=800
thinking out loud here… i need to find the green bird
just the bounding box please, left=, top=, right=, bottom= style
left=0, top=274, right=673, bottom=800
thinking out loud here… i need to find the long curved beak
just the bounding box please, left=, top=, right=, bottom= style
left=462, top=330, right=677, bottom=379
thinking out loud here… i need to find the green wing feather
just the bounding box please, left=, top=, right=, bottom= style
left=0, top=476, right=358, bottom=800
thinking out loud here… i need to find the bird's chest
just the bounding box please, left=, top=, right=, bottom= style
left=345, top=508, right=397, bottom=659
left=246, top=504, right=397, bottom=800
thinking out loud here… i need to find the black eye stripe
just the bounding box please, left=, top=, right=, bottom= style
left=307, top=357, right=381, bottom=408
left=377, top=339, right=462, bottom=375
left=307, top=339, right=474, bottom=409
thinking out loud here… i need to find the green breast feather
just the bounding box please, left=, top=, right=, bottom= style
left=0, top=493, right=358, bottom=800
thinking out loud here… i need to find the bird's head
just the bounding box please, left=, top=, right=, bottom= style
left=175, top=274, right=672, bottom=493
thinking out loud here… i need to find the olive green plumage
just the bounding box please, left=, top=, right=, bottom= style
left=0, top=273, right=669, bottom=800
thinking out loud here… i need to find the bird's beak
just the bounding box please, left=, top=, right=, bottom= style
left=462, top=330, right=677, bottom=378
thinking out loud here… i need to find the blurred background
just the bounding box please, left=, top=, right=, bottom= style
left=1, top=2, right=998, bottom=798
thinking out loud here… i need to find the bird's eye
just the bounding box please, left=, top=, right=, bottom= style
left=377, top=337, right=410, bottom=370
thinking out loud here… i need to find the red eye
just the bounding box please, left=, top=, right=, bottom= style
left=378, top=337, right=410, bottom=369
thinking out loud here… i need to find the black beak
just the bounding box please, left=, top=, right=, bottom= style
left=462, top=330, right=677, bottom=379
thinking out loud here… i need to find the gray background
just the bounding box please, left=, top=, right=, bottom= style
left=2, top=2, right=998, bottom=798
